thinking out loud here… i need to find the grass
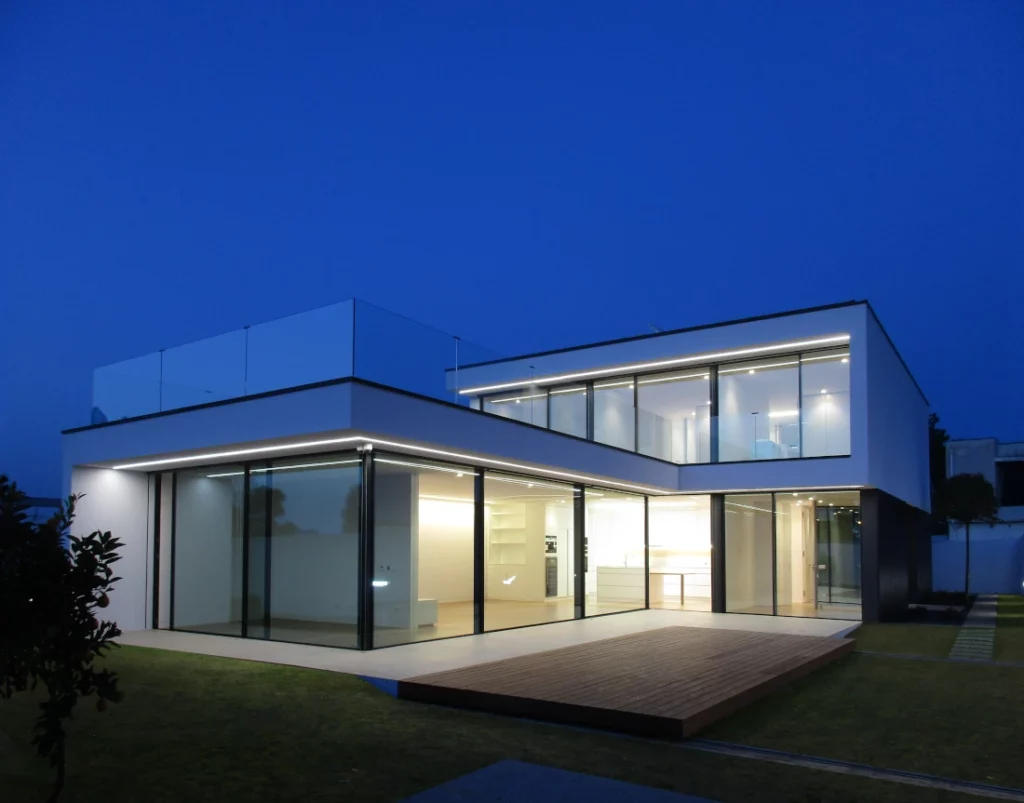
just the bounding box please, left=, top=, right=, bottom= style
left=704, top=651, right=1024, bottom=788
left=996, top=594, right=1024, bottom=663
left=0, top=646, right=986, bottom=803
left=851, top=623, right=958, bottom=658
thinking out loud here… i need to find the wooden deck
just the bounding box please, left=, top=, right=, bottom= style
left=398, top=626, right=853, bottom=738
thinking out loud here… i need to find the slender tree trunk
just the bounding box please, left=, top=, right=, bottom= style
left=46, top=741, right=65, bottom=803
left=963, top=521, right=971, bottom=610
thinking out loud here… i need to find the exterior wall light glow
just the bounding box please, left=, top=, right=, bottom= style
left=110, top=434, right=670, bottom=494
left=458, top=334, right=850, bottom=395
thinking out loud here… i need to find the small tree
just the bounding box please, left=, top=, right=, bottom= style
left=936, top=473, right=999, bottom=608
left=0, top=475, right=124, bottom=802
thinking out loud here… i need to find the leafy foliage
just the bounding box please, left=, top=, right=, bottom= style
left=935, top=472, right=999, bottom=606
left=929, top=413, right=951, bottom=533
left=936, top=473, right=999, bottom=529
left=0, top=475, right=124, bottom=801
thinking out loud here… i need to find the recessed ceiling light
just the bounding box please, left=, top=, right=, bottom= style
left=792, top=492, right=798, bottom=496
left=748, top=369, right=755, bottom=375
left=841, top=358, right=849, bottom=364
left=820, top=388, right=827, bottom=394
left=456, top=472, right=464, bottom=478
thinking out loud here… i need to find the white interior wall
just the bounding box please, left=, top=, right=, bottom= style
left=585, top=498, right=645, bottom=595
left=725, top=504, right=774, bottom=612
left=648, top=503, right=712, bottom=600
left=173, top=475, right=239, bottom=628
left=594, top=389, right=634, bottom=450
left=417, top=499, right=474, bottom=603
left=372, top=472, right=417, bottom=628
left=69, top=467, right=151, bottom=632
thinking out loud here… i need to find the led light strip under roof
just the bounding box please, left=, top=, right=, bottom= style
left=109, top=435, right=670, bottom=495
left=458, top=335, right=850, bottom=395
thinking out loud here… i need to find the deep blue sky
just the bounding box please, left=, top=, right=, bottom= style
left=2, top=2, right=1022, bottom=495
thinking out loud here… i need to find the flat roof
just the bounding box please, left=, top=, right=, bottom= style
left=452, top=299, right=928, bottom=406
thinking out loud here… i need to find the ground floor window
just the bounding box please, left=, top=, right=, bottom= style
left=484, top=473, right=578, bottom=631
left=585, top=490, right=646, bottom=615
left=155, top=452, right=863, bottom=649
left=648, top=495, right=712, bottom=611
left=725, top=490, right=861, bottom=620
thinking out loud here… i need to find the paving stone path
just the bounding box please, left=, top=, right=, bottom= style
left=947, top=594, right=998, bottom=661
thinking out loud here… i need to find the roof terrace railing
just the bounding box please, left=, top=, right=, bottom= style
left=90, top=299, right=501, bottom=424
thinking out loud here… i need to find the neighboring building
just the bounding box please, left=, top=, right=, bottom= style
left=945, top=438, right=1024, bottom=536
left=933, top=438, right=1024, bottom=594
left=61, top=298, right=931, bottom=651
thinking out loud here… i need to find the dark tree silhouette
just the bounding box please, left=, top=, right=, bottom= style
left=0, top=475, right=124, bottom=802
left=929, top=413, right=951, bottom=534
left=936, top=473, right=999, bottom=608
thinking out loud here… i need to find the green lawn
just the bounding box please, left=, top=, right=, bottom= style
left=996, top=594, right=1024, bottom=662
left=704, top=651, right=1024, bottom=788
left=0, top=646, right=985, bottom=803
left=851, top=623, right=959, bottom=657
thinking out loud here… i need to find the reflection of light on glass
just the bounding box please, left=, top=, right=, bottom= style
left=371, top=580, right=389, bottom=588
left=503, top=575, right=517, bottom=585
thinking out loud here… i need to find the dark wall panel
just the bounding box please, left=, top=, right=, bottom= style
left=861, top=489, right=929, bottom=622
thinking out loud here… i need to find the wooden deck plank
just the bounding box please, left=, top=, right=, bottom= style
left=398, top=626, right=853, bottom=737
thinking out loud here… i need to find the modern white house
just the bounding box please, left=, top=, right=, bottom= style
left=62, top=299, right=931, bottom=651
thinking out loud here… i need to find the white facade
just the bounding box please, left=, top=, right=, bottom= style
left=63, top=300, right=931, bottom=636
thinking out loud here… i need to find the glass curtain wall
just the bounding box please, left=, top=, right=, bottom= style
left=474, top=348, right=850, bottom=464
left=373, top=456, right=476, bottom=647
left=484, top=473, right=577, bottom=631
left=718, top=358, right=801, bottom=462
left=252, top=455, right=362, bottom=647
left=801, top=349, right=851, bottom=457
left=593, top=377, right=635, bottom=450
left=549, top=384, right=588, bottom=438
left=584, top=490, right=646, bottom=615
left=483, top=386, right=548, bottom=428
left=647, top=495, right=711, bottom=610
left=172, top=465, right=246, bottom=635
left=637, top=370, right=711, bottom=463
left=724, top=494, right=775, bottom=614
left=727, top=490, right=862, bottom=620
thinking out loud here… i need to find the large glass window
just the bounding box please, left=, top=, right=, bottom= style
left=484, top=473, right=577, bottom=631
left=593, top=376, right=635, bottom=450
left=637, top=370, right=711, bottom=463
left=172, top=465, right=246, bottom=636
left=585, top=489, right=645, bottom=616
left=483, top=387, right=547, bottom=428
left=718, top=358, right=800, bottom=462
left=647, top=495, right=711, bottom=611
left=373, top=456, right=475, bottom=647
left=549, top=384, right=588, bottom=438
left=725, top=494, right=774, bottom=614
left=257, top=455, right=362, bottom=647
left=800, top=350, right=851, bottom=457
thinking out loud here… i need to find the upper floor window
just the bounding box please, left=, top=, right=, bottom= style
left=483, top=387, right=547, bottom=428
left=800, top=349, right=850, bottom=457
left=475, top=346, right=851, bottom=463
left=718, top=357, right=801, bottom=462
left=637, top=370, right=711, bottom=463
left=593, top=376, right=635, bottom=451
